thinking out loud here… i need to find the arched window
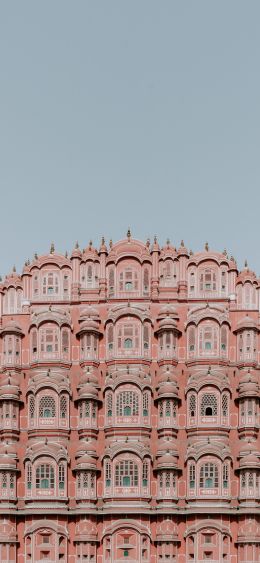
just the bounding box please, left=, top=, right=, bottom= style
left=105, top=460, right=112, bottom=488
left=142, top=461, right=149, bottom=487
left=188, top=326, right=196, bottom=356
left=107, top=324, right=114, bottom=353
left=200, top=394, right=218, bottom=417
left=29, top=395, right=35, bottom=419
left=108, top=267, right=115, bottom=296
left=117, top=321, right=140, bottom=356
left=199, top=268, right=217, bottom=294
left=142, top=392, right=149, bottom=417
left=199, top=463, right=218, bottom=489
left=61, top=328, right=69, bottom=356
left=189, top=463, right=196, bottom=489
left=58, top=463, right=65, bottom=490
left=220, top=325, right=228, bottom=355
left=124, top=338, right=133, bottom=349
left=31, top=329, right=37, bottom=357
left=143, top=267, right=149, bottom=294
left=42, top=272, right=59, bottom=296
left=199, top=323, right=218, bottom=356
left=116, top=391, right=139, bottom=417
left=143, top=324, right=149, bottom=350
left=115, top=460, right=138, bottom=487
left=189, top=394, right=196, bottom=418
left=60, top=395, right=67, bottom=419
left=222, top=394, right=228, bottom=418
left=36, top=464, right=55, bottom=489
left=106, top=392, right=113, bottom=418
left=39, top=324, right=59, bottom=357
left=119, top=268, right=139, bottom=293
left=223, top=463, right=229, bottom=489
left=39, top=396, right=56, bottom=418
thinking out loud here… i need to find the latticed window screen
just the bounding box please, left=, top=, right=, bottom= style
left=143, top=268, right=149, bottom=291
left=248, top=472, right=254, bottom=488
left=106, top=393, right=113, bottom=417
left=223, top=463, right=229, bottom=488
left=142, top=392, right=149, bottom=416
left=58, top=464, right=65, bottom=489
left=143, top=324, right=149, bottom=349
left=105, top=461, right=111, bottom=486
left=200, top=394, right=218, bottom=416
left=32, top=329, right=37, bottom=353
left=222, top=394, right=228, bottom=417
left=60, top=395, right=67, bottom=418
left=27, top=464, right=32, bottom=489
left=142, top=461, right=149, bottom=485
left=107, top=325, right=113, bottom=349
left=10, top=473, right=14, bottom=489
left=199, top=463, right=219, bottom=488
left=189, top=394, right=196, bottom=417
left=39, top=396, right=56, bottom=418
left=36, top=464, right=55, bottom=489
left=62, top=329, right=69, bottom=353
left=2, top=472, right=7, bottom=488
left=220, top=325, right=228, bottom=351
left=158, top=400, right=164, bottom=418
left=188, top=327, right=195, bottom=351
left=29, top=395, right=35, bottom=418
left=241, top=473, right=246, bottom=489
left=189, top=464, right=196, bottom=488
left=108, top=268, right=115, bottom=290
left=116, top=391, right=139, bottom=416
left=115, top=460, right=139, bottom=487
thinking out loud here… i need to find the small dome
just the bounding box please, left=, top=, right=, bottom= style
left=158, top=304, right=178, bottom=319
left=234, top=315, right=259, bottom=332
left=239, top=453, right=260, bottom=469
left=158, top=317, right=178, bottom=331
left=77, top=382, right=99, bottom=400
left=0, top=454, right=16, bottom=468
left=156, top=451, right=178, bottom=470
left=1, top=319, right=23, bottom=336
left=157, top=381, right=179, bottom=398
left=75, top=453, right=97, bottom=469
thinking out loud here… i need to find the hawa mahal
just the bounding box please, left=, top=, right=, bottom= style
left=0, top=232, right=259, bottom=563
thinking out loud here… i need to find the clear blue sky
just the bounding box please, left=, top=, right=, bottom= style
left=0, top=1, right=259, bottom=275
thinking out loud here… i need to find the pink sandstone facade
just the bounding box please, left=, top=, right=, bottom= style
left=0, top=233, right=259, bottom=562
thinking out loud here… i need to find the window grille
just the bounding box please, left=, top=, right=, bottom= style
left=39, top=396, right=56, bottom=418
left=142, top=461, right=148, bottom=486
left=106, top=393, right=113, bottom=417
left=10, top=473, right=14, bottom=489
left=248, top=472, right=254, bottom=488
left=142, top=392, right=149, bottom=416
left=200, top=394, right=218, bottom=416
left=105, top=460, right=111, bottom=487
left=59, top=464, right=65, bottom=489
left=36, top=464, right=55, bottom=489
left=115, top=460, right=138, bottom=487
left=27, top=464, right=32, bottom=489
left=60, top=395, right=67, bottom=419
left=143, top=324, right=149, bottom=349
left=189, top=394, right=196, bottom=417
left=143, top=268, right=149, bottom=292
left=158, top=400, right=164, bottom=418
left=107, top=325, right=113, bottom=349
left=62, top=329, right=69, bottom=353
left=189, top=464, right=195, bottom=488
left=32, top=330, right=37, bottom=354
left=241, top=473, right=246, bottom=489
left=222, top=394, right=228, bottom=417
left=188, top=326, right=195, bottom=352
left=223, top=463, right=229, bottom=488
left=2, top=472, right=7, bottom=488
left=199, top=463, right=218, bottom=488
left=116, top=391, right=139, bottom=416
left=29, top=396, right=35, bottom=419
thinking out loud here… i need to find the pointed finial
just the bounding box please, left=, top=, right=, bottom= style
left=244, top=259, right=248, bottom=268
left=205, top=242, right=209, bottom=251
left=101, top=236, right=105, bottom=245
left=109, top=239, right=113, bottom=249
left=166, top=238, right=170, bottom=246
left=180, top=239, right=184, bottom=247
left=127, top=228, right=131, bottom=240
left=65, top=250, right=68, bottom=258
left=13, top=265, right=16, bottom=273
left=190, top=249, right=193, bottom=256
left=34, top=252, right=38, bottom=260
left=50, top=242, right=55, bottom=254
left=146, top=237, right=150, bottom=248
left=75, top=241, right=79, bottom=249
left=0, top=276, right=2, bottom=282
left=89, top=240, right=93, bottom=248
left=154, top=235, right=157, bottom=243
left=223, top=249, right=227, bottom=256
